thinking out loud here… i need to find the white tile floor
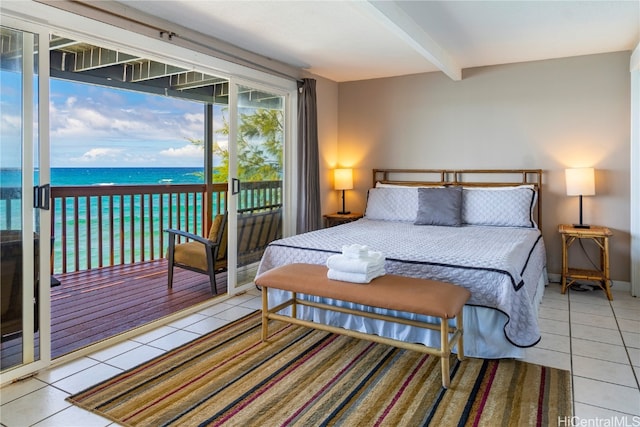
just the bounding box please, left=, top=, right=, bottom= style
left=1, top=283, right=638, bottom=426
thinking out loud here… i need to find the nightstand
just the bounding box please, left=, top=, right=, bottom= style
left=558, top=224, right=613, bottom=300
left=323, top=212, right=363, bottom=228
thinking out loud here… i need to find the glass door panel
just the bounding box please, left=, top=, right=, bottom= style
left=229, top=84, right=284, bottom=292
left=0, top=25, right=49, bottom=377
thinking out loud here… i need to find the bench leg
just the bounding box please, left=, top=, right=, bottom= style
left=261, top=286, right=269, bottom=341
left=291, top=292, right=297, bottom=319
left=457, top=309, right=465, bottom=361
left=441, top=318, right=450, bottom=389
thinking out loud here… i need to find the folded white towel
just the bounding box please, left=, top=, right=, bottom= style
left=326, top=253, right=385, bottom=275
left=327, top=267, right=385, bottom=284
left=341, top=244, right=369, bottom=259
left=363, top=250, right=383, bottom=262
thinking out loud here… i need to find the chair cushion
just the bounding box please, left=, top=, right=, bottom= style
left=174, top=241, right=226, bottom=272
left=207, top=214, right=224, bottom=241
left=174, top=242, right=209, bottom=272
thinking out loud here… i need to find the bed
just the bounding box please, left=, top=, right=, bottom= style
left=256, top=169, right=547, bottom=359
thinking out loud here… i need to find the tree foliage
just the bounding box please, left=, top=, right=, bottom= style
left=190, top=108, right=283, bottom=183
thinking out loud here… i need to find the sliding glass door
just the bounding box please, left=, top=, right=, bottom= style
left=0, top=6, right=295, bottom=370
left=0, top=24, right=51, bottom=381
left=227, top=82, right=286, bottom=294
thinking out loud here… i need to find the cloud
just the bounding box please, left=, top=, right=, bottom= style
left=49, top=81, right=206, bottom=144
left=72, top=148, right=124, bottom=162
left=44, top=79, right=221, bottom=166
left=0, top=113, right=21, bottom=132
left=184, top=113, right=203, bottom=124
left=159, top=144, right=203, bottom=159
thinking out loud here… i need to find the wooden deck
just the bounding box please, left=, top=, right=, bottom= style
left=1, top=259, right=226, bottom=367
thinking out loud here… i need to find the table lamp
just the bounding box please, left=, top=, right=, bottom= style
left=334, top=168, right=353, bottom=214
left=565, top=167, right=595, bottom=229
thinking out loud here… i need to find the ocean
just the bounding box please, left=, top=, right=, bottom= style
left=51, top=167, right=206, bottom=186
left=0, top=167, right=205, bottom=187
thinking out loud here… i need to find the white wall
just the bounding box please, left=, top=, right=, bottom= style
left=336, top=52, right=631, bottom=281
left=631, top=43, right=640, bottom=296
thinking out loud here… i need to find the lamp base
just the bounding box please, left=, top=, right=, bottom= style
left=572, top=223, right=591, bottom=229
left=337, top=211, right=351, bottom=215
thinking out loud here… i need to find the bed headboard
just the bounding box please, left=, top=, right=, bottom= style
left=372, top=168, right=543, bottom=229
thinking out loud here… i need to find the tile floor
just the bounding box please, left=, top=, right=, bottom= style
left=1, top=283, right=639, bottom=426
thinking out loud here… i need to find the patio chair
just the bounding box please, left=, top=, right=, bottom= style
left=237, top=208, right=282, bottom=266
left=166, top=213, right=228, bottom=294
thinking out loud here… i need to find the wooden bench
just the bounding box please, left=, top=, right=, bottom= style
left=255, top=263, right=471, bottom=388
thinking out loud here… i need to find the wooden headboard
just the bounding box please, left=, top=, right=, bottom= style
left=372, top=168, right=543, bottom=229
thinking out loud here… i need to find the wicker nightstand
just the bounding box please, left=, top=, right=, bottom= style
left=558, top=224, right=613, bottom=300
left=323, top=212, right=363, bottom=228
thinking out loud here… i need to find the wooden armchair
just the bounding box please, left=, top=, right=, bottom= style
left=166, top=213, right=228, bottom=294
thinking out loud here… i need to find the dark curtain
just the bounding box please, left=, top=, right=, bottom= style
left=296, top=78, right=322, bottom=233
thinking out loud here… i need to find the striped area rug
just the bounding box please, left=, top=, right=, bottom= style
left=68, top=311, right=571, bottom=426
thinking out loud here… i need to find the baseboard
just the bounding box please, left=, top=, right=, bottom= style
left=547, top=273, right=632, bottom=293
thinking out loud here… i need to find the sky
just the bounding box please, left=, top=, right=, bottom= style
left=1, top=73, right=226, bottom=168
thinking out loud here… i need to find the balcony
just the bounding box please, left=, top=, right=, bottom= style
left=1, top=181, right=281, bottom=364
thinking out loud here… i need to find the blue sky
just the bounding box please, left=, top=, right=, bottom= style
left=1, top=74, right=226, bottom=168
left=49, top=79, right=211, bottom=167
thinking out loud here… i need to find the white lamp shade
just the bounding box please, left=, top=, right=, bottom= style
left=565, top=167, right=595, bottom=196
left=334, top=168, right=353, bottom=190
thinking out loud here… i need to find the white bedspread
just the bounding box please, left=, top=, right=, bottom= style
left=257, top=218, right=546, bottom=348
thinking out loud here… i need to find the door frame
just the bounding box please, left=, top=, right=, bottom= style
left=0, top=17, right=52, bottom=384
left=226, top=78, right=297, bottom=296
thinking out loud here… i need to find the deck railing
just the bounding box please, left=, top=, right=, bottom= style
left=0, top=181, right=282, bottom=274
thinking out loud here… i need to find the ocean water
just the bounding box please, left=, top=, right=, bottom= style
left=0, top=167, right=205, bottom=187
left=52, top=167, right=205, bottom=186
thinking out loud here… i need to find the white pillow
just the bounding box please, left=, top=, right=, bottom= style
left=461, top=185, right=538, bottom=228
left=364, top=187, right=418, bottom=222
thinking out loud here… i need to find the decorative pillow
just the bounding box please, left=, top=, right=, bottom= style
left=461, top=186, right=537, bottom=228
left=364, top=187, right=418, bottom=222
left=414, top=187, right=462, bottom=226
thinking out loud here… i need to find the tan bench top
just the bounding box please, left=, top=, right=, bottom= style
left=255, top=263, right=471, bottom=319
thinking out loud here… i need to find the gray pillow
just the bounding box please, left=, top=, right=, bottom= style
left=414, top=187, right=462, bottom=226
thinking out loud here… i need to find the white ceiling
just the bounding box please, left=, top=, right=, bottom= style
left=120, top=0, right=639, bottom=82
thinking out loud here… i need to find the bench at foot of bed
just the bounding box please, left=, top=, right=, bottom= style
left=254, top=263, right=471, bottom=389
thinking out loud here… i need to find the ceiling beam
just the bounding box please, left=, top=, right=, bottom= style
left=363, top=1, right=462, bottom=81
